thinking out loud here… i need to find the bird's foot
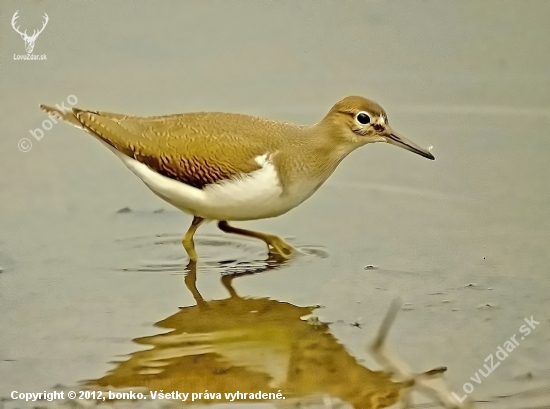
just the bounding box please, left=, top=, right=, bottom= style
left=264, top=235, right=295, bottom=259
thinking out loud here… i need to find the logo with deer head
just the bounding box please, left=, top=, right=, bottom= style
left=11, top=11, right=49, bottom=54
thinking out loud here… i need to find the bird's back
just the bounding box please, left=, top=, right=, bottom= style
left=43, top=105, right=306, bottom=189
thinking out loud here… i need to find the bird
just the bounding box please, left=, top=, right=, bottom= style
left=40, top=96, right=434, bottom=262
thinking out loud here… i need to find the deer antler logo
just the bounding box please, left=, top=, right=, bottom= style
left=12, top=11, right=49, bottom=54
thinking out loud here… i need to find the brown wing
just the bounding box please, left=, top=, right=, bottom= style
left=71, top=109, right=269, bottom=189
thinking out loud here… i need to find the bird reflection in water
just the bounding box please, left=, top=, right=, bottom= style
left=85, top=257, right=468, bottom=408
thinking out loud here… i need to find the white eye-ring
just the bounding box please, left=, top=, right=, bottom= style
left=355, top=111, right=371, bottom=125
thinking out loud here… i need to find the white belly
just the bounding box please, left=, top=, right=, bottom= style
left=110, top=148, right=308, bottom=221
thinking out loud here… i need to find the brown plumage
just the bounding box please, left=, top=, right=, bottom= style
left=71, top=110, right=278, bottom=189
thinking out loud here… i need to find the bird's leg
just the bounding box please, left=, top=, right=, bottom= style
left=217, top=221, right=294, bottom=258
left=182, top=216, right=205, bottom=262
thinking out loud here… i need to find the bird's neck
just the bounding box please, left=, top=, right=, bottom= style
left=286, top=125, right=357, bottom=183
left=309, top=122, right=358, bottom=166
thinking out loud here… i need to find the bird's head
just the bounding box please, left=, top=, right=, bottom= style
left=321, top=95, right=435, bottom=160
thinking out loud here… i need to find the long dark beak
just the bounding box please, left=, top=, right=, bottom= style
left=385, top=129, right=435, bottom=160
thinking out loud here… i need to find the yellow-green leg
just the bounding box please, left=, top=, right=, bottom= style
left=182, top=216, right=205, bottom=262
left=218, top=220, right=294, bottom=258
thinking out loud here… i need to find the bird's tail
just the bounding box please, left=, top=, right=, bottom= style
left=40, top=104, right=84, bottom=129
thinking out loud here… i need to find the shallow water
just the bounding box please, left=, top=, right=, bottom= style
left=1, top=1, right=550, bottom=408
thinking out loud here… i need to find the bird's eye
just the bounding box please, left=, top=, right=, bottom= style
left=356, top=111, right=371, bottom=125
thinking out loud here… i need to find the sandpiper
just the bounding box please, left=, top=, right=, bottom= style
left=41, top=96, right=434, bottom=262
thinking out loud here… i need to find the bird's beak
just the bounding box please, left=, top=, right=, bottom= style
left=385, top=129, right=435, bottom=160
